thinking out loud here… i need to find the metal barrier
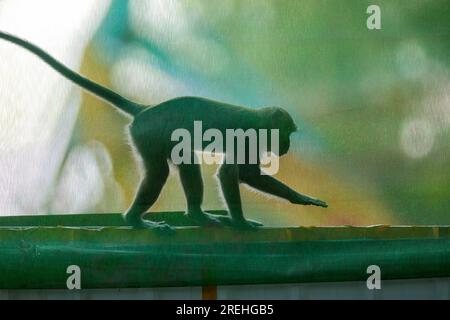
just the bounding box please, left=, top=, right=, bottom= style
left=0, top=211, right=449, bottom=297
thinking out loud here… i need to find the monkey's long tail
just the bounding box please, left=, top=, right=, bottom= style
left=0, top=31, right=143, bottom=117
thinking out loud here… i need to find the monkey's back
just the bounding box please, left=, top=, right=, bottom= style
left=132, top=96, right=260, bottom=133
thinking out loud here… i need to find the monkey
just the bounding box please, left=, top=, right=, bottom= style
left=0, top=31, right=328, bottom=233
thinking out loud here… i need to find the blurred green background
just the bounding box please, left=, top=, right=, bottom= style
left=1, top=0, right=449, bottom=226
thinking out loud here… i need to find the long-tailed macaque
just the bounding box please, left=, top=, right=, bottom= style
left=0, top=31, right=327, bottom=233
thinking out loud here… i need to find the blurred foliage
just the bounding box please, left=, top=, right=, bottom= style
left=77, top=0, right=450, bottom=225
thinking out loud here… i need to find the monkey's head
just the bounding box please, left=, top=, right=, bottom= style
left=260, top=107, right=298, bottom=156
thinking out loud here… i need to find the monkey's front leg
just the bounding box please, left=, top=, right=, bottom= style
left=217, top=163, right=263, bottom=230
left=239, top=165, right=328, bottom=208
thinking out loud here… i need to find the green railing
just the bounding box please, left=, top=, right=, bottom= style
left=0, top=211, right=449, bottom=289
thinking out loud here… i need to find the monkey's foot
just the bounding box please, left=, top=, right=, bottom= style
left=185, top=211, right=223, bottom=227
left=216, top=216, right=263, bottom=230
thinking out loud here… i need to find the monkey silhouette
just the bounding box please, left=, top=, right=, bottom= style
left=0, top=31, right=327, bottom=233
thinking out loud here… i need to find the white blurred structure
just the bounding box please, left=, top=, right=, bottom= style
left=0, top=0, right=116, bottom=215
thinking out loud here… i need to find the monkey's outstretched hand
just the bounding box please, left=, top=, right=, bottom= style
left=290, top=192, right=328, bottom=208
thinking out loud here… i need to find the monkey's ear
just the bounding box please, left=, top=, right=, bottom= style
left=268, top=107, right=284, bottom=120
left=260, top=107, right=288, bottom=128
left=269, top=107, right=286, bottom=126
left=272, top=107, right=284, bottom=116
left=269, top=107, right=298, bottom=132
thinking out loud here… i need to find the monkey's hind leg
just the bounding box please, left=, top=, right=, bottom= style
left=123, top=157, right=174, bottom=234
left=177, top=158, right=222, bottom=227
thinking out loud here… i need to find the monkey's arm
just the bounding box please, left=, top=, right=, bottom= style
left=239, top=165, right=328, bottom=208
left=216, top=164, right=263, bottom=229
